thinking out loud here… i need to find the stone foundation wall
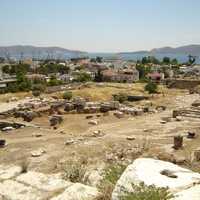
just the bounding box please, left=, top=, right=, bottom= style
left=167, top=79, right=200, bottom=89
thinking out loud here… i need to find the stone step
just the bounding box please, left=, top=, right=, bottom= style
left=0, top=180, right=46, bottom=200
left=51, top=183, right=100, bottom=200
left=0, top=165, right=22, bottom=181
left=16, top=171, right=71, bottom=192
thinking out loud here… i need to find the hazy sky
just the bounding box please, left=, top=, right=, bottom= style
left=0, top=0, right=200, bottom=52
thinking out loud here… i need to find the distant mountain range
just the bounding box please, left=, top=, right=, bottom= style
left=0, top=45, right=86, bottom=59
left=0, top=44, right=200, bottom=60
left=150, top=45, right=200, bottom=55
left=119, top=45, right=200, bottom=55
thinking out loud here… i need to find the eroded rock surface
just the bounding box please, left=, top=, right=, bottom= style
left=51, top=183, right=100, bottom=200
left=0, top=164, right=100, bottom=200
left=112, top=158, right=200, bottom=200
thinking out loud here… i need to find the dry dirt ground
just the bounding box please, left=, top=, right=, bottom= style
left=0, top=83, right=199, bottom=174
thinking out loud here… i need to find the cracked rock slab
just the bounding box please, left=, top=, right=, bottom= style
left=0, top=165, right=22, bottom=180
left=173, top=185, right=200, bottom=200
left=51, top=183, right=100, bottom=200
left=0, top=180, right=46, bottom=200
left=112, top=158, right=200, bottom=200
left=16, top=171, right=72, bottom=192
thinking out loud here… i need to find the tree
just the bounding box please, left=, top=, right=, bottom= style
left=162, top=57, right=170, bottom=64
left=16, top=71, right=31, bottom=91
left=136, top=64, right=151, bottom=80
left=2, top=65, right=10, bottom=74
left=48, top=75, right=60, bottom=86
left=145, top=81, right=158, bottom=94
left=94, top=69, right=103, bottom=82
left=96, top=56, right=103, bottom=63
left=188, top=55, right=196, bottom=65
left=76, top=72, right=92, bottom=82
left=32, top=83, right=46, bottom=92
left=32, top=90, right=41, bottom=97
left=171, top=58, right=178, bottom=65
left=141, top=57, right=148, bottom=64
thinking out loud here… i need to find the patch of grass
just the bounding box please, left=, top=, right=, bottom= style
left=62, top=160, right=87, bottom=183
left=103, top=164, right=127, bottom=185
left=62, top=91, right=73, bottom=100
left=95, top=164, right=127, bottom=200
left=73, top=83, right=145, bottom=101
left=95, top=165, right=126, bottom=200
left=95, top=182, right=113, bottom=200
left=121, top=183, right=174, bottom=200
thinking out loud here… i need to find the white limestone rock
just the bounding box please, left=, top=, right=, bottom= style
left=0, top=165, right=22, bottom=180
left=0, top=180, right=45, bottom=200
left=16, top=171, right=72, bottom=192
left=173, top=185, right=200, bottom=200
left=88, top=120, right=98, bottom=125
left=112, top=158, right=200, bottom=200
left=51, top=183, right=100, bottom=200
left=31, top=148, right=46, bottom=157
left=85, top=169, right=103, bottom=187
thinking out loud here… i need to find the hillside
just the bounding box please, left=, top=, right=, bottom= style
left=150, top=44, right=200, bottom=55
left=0, top=45, right=87, bottom=59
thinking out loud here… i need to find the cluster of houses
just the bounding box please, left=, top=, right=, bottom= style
left=0, top=56, right=199, bottom=90
left=0, top=57, right=140, bottom=89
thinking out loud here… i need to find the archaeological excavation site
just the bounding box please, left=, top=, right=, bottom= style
left=0, top=81, right=199, bottom=200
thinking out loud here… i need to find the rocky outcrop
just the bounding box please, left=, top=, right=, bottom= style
left=0, top=164, right=100, bottom=200
left=51, top=183, right=100, bottom=200
left=16, top=171, right=71, bottom=192
left=0, top=180, right=45, bottom=200
left=112, top=158, right=200, bottom=200
left=0, top=165, right=22, bottom=180
left=173, top=185, right=200, bottom=200
left=49, top=115, right=63, bottom=126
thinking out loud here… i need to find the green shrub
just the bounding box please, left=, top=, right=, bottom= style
left=95, top=164, right=127, bottom=200
left=7, top=83, right=19, bottom=93
left=113, top=93, right=128, bottom=103
left=32, top=84, right=46, bottom=92
left=63, top=91, right=73, bottom=100
left=95, top=182, right=113, bottom=200
left=32, top=90, right=41, bottom=97
left=144, top=81, right=158, bottom=94
left=76, top=72, right=92, bottom=82
left=121, top=183, right=173, bottom=200
left=103, top=165, right=126, bottom=185
left=62, top=161, right=86, bottom=183
left=48, top=75, right=63, bottom=86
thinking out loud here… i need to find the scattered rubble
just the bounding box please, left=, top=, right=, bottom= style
left=0, top=140, right=6, bottom=148
left=173, top=135, right=183, bottom=150
left=49, top=115, right=63, bottom=126
left=0, top=121, right=25, bottom=131
left=31, top=148, right=46, bottom=157
left=2, top=126, right=14, bottom=131
left=187, top=131, right=196, bottom=139
left=92, top=130, right=105, bottom=137
left=114, top=111, right=124, bottom=119
left=126, top=136, right=135, bottom=141
left=65, top=139, right=75, bottom=145
left=88, top=120, right=98, bottom=125
left=193, top=148, right=200, bottom=161
left=32, top=133, right=43, bottom=138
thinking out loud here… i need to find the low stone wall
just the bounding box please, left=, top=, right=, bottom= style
left=166, top=79, right=200, bottom=89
